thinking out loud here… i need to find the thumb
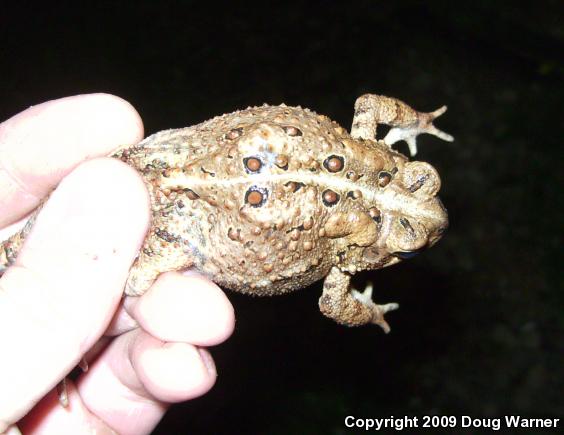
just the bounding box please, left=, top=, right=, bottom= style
left=0, top=158, right=150, bottom=430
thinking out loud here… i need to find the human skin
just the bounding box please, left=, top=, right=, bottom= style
left=0, top=94, right=235, bottom=435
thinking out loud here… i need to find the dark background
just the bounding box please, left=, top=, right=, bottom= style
left=2, top=1, right=562, bottom=434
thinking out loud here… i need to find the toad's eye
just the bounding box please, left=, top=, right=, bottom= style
left=393, top=250, right=421, bottom=260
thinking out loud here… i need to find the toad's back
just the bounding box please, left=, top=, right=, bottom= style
left=115, top=104, right=401, bottom=295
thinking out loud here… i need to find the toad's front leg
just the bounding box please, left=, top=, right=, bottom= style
left=318, top=266, right=399, bottom=333
left=351, top=94, right=453, bottom=156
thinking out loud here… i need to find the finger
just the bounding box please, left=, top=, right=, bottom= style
left=125, top=271, right=235, bottom=345
left=0, top=158, right=150, bottom=430
left=19, top=318, right=221, bottom=435
left=77, top=329, right=216, bottom=435
left=0, top=93, right=144, bottom=227
left=18, top=385, right=117, bottom=435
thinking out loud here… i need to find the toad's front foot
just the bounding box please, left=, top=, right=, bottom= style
left=319, top=267, right=399, bottom=332
left=384, top=105, right=454, bottom=156
left=351, top=94, right=453, bottom=156
left=351, top=283, right=399, bottom=333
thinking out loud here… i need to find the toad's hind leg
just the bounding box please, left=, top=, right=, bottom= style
left=125, top=222, right=197, bottom=296
left=351, top=94, right=453, bottom=156
left=318, top=267, right=399, bottom=333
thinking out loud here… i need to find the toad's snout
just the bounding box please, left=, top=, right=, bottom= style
left=382, top=194, right=448, bottom=256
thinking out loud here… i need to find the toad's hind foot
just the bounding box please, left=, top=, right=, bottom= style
left=56, top=358, right=89, bottom=407
left=56, top=378, right=69, bottom=408
left=125, top=223, right=197, bottom=296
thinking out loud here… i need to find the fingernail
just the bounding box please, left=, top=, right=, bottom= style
left=197, top=348, right=217, bottom=377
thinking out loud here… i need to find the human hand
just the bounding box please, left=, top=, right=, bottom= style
left=0, top=94, right=235, bottom=434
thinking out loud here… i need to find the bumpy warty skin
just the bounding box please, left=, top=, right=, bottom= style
left=1, top=95, right=451, bottom=331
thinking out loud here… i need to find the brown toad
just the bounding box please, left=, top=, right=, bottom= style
left=0, top=94, right=451, bottom=332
